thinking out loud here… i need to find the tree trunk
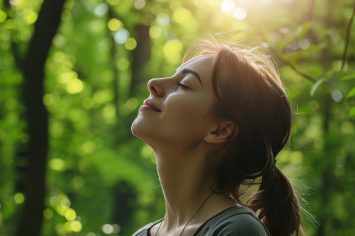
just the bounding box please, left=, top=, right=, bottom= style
left=130, top=24, right=151, bottom=97
left=16, top=1, right=66, bottom=236
left=111, top=180, right=137, bottom=236
left=107, top=6, right=121, bottom=119
left=316, top=1, right=335, bottom=235
left=316, top=94, right=334, bottom=236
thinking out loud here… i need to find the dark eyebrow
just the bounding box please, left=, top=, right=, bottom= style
left=181, top=68, right=203, bottom=86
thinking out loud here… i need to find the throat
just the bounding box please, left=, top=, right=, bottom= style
left=156, top=191, right=214, bottom=236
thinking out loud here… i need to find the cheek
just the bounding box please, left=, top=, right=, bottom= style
left=131, top=94, right=217, bottom=145
left=161, top=97, right=214, bottom=136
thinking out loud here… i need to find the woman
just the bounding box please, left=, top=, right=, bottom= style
left=131, top=41, right=302, bottom=236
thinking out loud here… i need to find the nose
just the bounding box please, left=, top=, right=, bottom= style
left=147, top=78, right=165, bottom=97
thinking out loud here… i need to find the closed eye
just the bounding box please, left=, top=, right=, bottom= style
left=181, top=69, right=202, bottom=86
left=176, top=82, right=189, bottom=89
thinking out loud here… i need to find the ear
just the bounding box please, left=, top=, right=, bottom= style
left=204, top=120, right=238, bottom=144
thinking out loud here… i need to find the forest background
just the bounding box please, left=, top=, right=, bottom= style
left=0, top=0, right=354, bottom=235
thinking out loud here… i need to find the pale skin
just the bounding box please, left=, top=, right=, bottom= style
left=131, top=55, right=238, bottom=236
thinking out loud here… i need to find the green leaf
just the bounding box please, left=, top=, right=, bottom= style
left=340, top=73, right=355, bottom=81
left=348, top=87, right=355, bottom=98
left=296, top=21, right=314, bottom=38
left=310, top=77, right=326, bottom=96
left=350, top=107, right=355, bottom=117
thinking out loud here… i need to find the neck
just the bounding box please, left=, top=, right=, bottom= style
left=154, top=146, right=234, bottom=231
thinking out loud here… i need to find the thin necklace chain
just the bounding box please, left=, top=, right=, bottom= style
left=155, top=191, right=214, bottom=236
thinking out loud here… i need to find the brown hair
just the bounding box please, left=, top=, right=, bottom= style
left=184, top=41, right=302, bottom=236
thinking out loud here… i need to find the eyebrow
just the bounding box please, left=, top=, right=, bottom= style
left=181, top=68, right=203, bottom=86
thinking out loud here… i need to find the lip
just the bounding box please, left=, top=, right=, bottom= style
left=141, top=99, right=161, bottom=112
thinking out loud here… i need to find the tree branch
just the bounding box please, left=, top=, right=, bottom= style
left=340, top=5, right=355, bottom=71
left=256, top=30, right=317, bottom=83
left=267, top=46, right=317, bottom=83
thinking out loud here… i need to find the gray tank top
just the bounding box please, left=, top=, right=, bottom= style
left=132, top=206, right=270, bottom=236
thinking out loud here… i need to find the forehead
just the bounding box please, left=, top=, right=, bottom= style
left=177, top=55, right=215, bottom=80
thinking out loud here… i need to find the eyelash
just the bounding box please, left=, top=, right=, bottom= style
left=176, top=82, right=189, bottom=89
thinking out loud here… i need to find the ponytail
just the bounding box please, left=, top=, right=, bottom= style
left=248, top=166, right=302, bottom=236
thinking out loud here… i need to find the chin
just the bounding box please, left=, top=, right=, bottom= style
left=131, top=119, right=163, bottom=152
left=131, top=118, right=140, bottom=138
left=131, top=117, right=150, bottom=141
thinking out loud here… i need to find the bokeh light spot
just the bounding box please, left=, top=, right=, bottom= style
left=173, top=7, right=192, bottom=26
left=93, top=90, right=113, bottom=105
left=221, top=0, right=247, bottom=20
left=117, top=58, right=130, bottom=71
left=52, top=122, right=64, bottom=138
left=70, top=221, right=82, bottom=232
left=112, top=224, right=121, bottom=233
left=126, top=98, right=139, bottom=109
left=163, top=39, right=183, bottom=64
left=125, top=37, right=137, bottom=50
left=14, top=192, right=25, bottom=204
left=23, top=9, right=38, bottom=25
left=221, top=0, right=235, bottom=13
left=43, top=94, right=54, bottom=107
left=53, top=34, right=66, bottom=47
left=157, top=14, right=170, bottom=26
left=134, top=0, right=145, bottom=9
left=102, top=224, right=114, bottom=234
left=298, top=38, right=310, bottom=50
left=67, top=79, right=84, bottom=94
left=332, top=90, right=343, bottom=102
left=94, top=4, right=108, bottom=17
left=290, top=151, right=303, bottom=164
left=64, top=208, right=77, bottom=221
left=141, top=144, right=155, bottom=160
left=0, top=10, right=7, bottom=23
left=43, top=209, right=53, bottom=220
left=102, top=104, right=116, bottom=123
left=9, top=0, right=18, bottom=6
left=82, top=141, right=96, bottom=154
left=232, top=7, right=247, bottom=20
left=114, top=28, right=129, bottom=44
left=50, top=158, right=65, bottom=171
left=121, top=98, right=139, bottom=115
left=56, top=204, right=69, bottom=216
left=59, top=71, right=84, bottom=94
left=59, top=71, right=78, bottom=84
left=60, top=195, right=71, bottom=207
left=108, top=18, right=122, bottom=32
left=149, top=26, right=161, bottom=38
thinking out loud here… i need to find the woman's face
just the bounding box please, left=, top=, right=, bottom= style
left=131, top=55, right=218, bottom=149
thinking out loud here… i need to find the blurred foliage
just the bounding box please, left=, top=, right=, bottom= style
left=0, top=0, right=354, bottom=235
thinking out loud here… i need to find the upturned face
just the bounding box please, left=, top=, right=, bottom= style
left=131, top=55, right=219, bottom=150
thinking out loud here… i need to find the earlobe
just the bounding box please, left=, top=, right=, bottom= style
left=204, top=121, right=238, bottom=144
